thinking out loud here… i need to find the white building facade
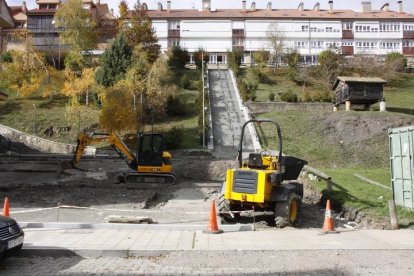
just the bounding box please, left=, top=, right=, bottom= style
left=143, top=0, right=414, bottom=64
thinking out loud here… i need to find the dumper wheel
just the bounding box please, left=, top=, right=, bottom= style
left=274, top=192, right=300, bottom=228
left=217, top=193, right=240, bottom=224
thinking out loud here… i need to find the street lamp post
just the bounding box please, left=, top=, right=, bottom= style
left=202, top=52, right=205, bottom=148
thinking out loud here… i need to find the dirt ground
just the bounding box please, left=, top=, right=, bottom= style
left=0, top=154, right=350, bottom=229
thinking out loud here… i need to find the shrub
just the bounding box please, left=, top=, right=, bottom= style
left=281, top=90, right=298, bottom=102
left=301, top=90, right=312, bottom=102
left=313, top=90, right=333, bottom=102
left=166, top=95, right=187, bottom=116
left=269, top=92, right=275, bottom=101
left=1, top=51, right=13, bottom=63
left=180, top=74, right=191, bottom=89
left=163, top=126, right=184, bottom=149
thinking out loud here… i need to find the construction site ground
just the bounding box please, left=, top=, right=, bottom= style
left=1, top=154, right=328, bottom=229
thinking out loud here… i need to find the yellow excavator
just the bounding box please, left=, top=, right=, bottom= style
left=72, top=132, right=176, bottom=184
left=218, top=119, right=307, bottom=227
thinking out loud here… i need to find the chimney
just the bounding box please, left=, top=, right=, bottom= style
left=267, top=2, right=272, bottom=11
left=157, top=2, right=163, bottom=11
left=314, top=2, right=320, bottom=11
left=398, top=1, right=403, bottom=13
left=361, top=1, right=371, bottom=13
left=22, top=1, right=27, bottom=13
left=242, top=1, right=246, bottom=11
left=298, top=2, right=304, bottom=12
left=202, top=0, right=211, bottom=11
left=328, top=1, right=334, bottom=14
left=167, top=1, right=171, bottom=12
left=110, top=8, right=114, bottom=16
left=380, top=3, right=389, bottom=12
left=251, top=2, right=256, bottom=12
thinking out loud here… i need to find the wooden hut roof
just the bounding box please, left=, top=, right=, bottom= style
left=333, top=77, right=387, bottom=90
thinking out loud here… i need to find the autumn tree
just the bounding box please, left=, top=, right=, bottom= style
left=96, top=34, right=133, bottom=87
left=63, top=68, right=96, bottom=106
left=0, top=50, right=63, bottom=98
left=54, top=0, right=97, bottom=53
left=99, top=47, right=176, bottom=132
left=122, top=1, right=160, bottom=63
left=99, top=81, right=140, bottom=132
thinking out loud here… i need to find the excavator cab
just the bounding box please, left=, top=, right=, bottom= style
left=137, top=133, right=163, bottom=167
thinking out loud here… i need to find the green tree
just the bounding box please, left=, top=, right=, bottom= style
left=253, top=50, right=270, bottom=66
left=168, top=46, right=189, bottom=70
left=194, top=48, right=209, bottom=69
left=54, top=0, right=97, bottom=53
left=386, top=52, right=407, bottom=72
left=227, top=49, right=243, bottom=76
left=122, top=1, right=160, bottom=63
left=318, top=48, right=343, bottom=90
left=96, top=34, right=133, bottom=87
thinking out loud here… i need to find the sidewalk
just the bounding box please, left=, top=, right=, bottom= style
left=20, top=223, right=414, bottom=258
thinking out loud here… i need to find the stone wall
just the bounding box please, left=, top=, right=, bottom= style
left=0, top=124, right=96, bottom=155
left=246, top=102, right=333, bottom=114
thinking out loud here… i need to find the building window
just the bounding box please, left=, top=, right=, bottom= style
left=403, top=25, right=414, bottom=31
left=342, top=22, right=353, bottom=30
left=169, top=38, right=180, bottom=46
left=325, top=27, right=333, bottom=32
left=342, top=41, right=353, bottom=46
left=232, top=38, right=244, bottom=46
left=168, top=21, right=180, bottom=30
left=232, top=29, right=244, bottom=36
left=301, top=25, right=308, bottom=32
left=380, top=23, right=400, bottom=32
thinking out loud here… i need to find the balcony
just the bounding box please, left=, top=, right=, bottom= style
left=403, top=47, right=414, bottom=55
left=232, top=29, right=245, bottom=38
left=342, top=30, right=353, bottom=39
left=168, top=29, right=180, bottom=38
left=342, top=46, right=354, bottom=56
left=232, top=46, right=244, bottom=52
left=403, top=31, right=414, bottom=39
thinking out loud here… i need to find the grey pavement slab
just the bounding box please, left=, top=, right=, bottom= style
left=20, top=227, right=414, bottom=258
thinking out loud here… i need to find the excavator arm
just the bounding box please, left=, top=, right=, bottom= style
left=72, top=132, right=137, bottom=169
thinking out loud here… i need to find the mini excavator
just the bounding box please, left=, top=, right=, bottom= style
left=72, top=132, right=176, bottom=184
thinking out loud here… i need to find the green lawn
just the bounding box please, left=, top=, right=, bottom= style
left=312, top=167, right=414, bottom=225
left=383, top=73, right=414, bottom=114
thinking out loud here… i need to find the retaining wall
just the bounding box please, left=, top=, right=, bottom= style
left=246, top=102, right=333, bottom=114
left=0, top=124, right=96, bottom=155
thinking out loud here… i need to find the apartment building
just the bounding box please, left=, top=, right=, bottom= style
left=0, top=0, right=14, bottom=52
left=0, top=0, right=116, bottom=62
left=141, top=0, right=414, bottom=64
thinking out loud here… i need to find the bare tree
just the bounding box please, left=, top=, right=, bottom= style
left=267, top=23, right=285, bottom=73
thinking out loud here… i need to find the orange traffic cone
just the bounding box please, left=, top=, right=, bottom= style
left=203, top=200, right=223, bottom=234
left=3, top=197, right=10, bottom=217
left=322, top=199, right=339, bottom=234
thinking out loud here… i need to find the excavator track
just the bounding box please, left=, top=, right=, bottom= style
left=118, top=172, right=176, bottom=184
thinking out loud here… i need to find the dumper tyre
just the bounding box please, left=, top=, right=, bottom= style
left=217, top=193, right=240, bottom=224
left=274, top=192, right=300, bottom=228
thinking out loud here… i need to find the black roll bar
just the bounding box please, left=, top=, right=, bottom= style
left=237, top=119, right=282, bottom=168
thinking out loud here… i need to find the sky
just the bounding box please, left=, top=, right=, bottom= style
left=6, top=0, right=414, bottom=15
